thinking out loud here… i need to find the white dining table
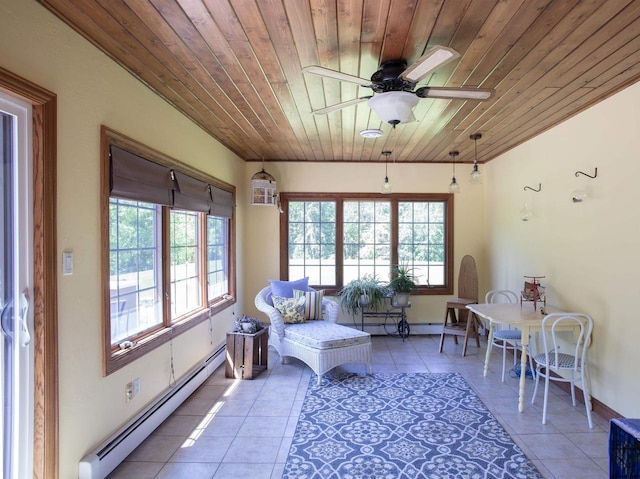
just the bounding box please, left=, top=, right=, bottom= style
left=466, top=302, right=565, bottom=413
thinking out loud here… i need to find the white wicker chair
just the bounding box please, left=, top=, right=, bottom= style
left=255, top=286, right=373, bottom=385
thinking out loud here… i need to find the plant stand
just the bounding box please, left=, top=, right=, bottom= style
left=225, top=328, right=268, bottom=379
left=361, top=299, right=411, bottom=341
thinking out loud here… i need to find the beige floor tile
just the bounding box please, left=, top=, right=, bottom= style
left=106, top=461, right=164, bottom=479
left=152, top=414, right=201, bottom=436
left=518, top=433, right=591, bottom=460
left=156, top=462, right=219, bottom=479
left=124, top=435, right=184, bottom=462
left=112, top=334, right=609, bottom=479
left=169, top=435, right=234, bottom=463
left=237, top=416, right=288, bottom=437
left=223, top=436, right=282, bottom=463
left=200, top=415, right=245, bottom=437
left=212, top=462, right=274, bottom=479
left=542, top=457, right=607, bottom=478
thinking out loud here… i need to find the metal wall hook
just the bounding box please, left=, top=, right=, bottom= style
left=523, top=183, right=542, bottom=192
left=575, top=167, right=598, bottom=179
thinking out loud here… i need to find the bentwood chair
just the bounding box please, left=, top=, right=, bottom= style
left=485, top=290, right=536, bottom=382
left=531, top=312, right=594, bottom=428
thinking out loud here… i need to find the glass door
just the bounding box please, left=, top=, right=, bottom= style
left=1, top=92, right=33, bottom=479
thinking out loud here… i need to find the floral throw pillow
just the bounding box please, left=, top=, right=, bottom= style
left=293, top=289, right=324, bottom=320
left=273, top=295, right=306, bottom=324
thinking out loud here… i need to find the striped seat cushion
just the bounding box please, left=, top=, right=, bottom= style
left=284, top=321, right=370, bottom=350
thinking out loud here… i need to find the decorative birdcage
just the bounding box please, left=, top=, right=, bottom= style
left=250, top=168, right=276, bottom=206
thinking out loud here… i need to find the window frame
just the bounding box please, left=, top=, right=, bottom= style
left=101, top=126, right=236, bottom=375
left=279, top=192, right=453, bottom=296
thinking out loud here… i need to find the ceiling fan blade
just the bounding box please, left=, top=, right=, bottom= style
left=415, top=86, right=495, bottom=101
left=312, top=96, right=373, bottom=115
left=400, top=45, right=460, bottom=83
left=303, top=66, right=373, bottom=87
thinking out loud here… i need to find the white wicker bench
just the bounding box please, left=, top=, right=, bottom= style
left=255, top=286, right=373, bottom=385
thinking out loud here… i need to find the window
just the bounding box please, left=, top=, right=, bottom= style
left=170, top=209, right=201, bottom=318
left=280, top=193, right=453, bottom=295
left=207, top=215, right=229, bottom=299
left=102, top=127, right=235, bottom=374
left=109, top=199, right=163, bottom=344
left=343, top=200, right=391, bottom=283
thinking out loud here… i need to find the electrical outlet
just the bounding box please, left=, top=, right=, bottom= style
left=125, top=381, right=134, bottom=402
left=133, top=377, right=140, bottom=396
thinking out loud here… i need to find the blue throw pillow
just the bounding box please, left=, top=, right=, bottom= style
left=269, top=277, right=309, bottom=298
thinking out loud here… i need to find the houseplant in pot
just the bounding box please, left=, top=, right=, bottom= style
left=388, top=264, right=418, bottom=307
left=338, top=274, right=389, bottom=316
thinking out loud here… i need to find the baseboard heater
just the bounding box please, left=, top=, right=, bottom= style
left=79, top=344, right=226, bottom=479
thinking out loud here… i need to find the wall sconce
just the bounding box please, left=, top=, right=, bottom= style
left=448, top=151, right=460, bottom=194
left=521, top=183, right=541, bottom=221
left=381, top=150, right=392, bottom=194
left=469, top=133, right=482, bottom=184
left=572, top=168, right=597, bottom=203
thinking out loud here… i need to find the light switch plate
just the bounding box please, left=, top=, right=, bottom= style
left=62, top=251, right=73, bottom=275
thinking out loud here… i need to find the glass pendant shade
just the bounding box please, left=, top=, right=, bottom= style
left=448, top=150, right=460, bottom=193
left=381, top=176, right=392, bottom=194
left=449, top=177, right=459, bottom=194
left=470, top=162, right=482, bottom=184
left=469, top=133, right=483, bottom=184
left=381, top=150, right=392, bottom=194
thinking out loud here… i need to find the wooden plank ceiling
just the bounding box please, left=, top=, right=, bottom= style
left=38, top=0, right=640, bottom=164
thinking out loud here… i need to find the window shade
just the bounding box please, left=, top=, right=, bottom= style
left=110, top=145, right=175, bottom=206
left=173, top=171, right=211, bottom=213
left=209, top=185, right=234, bottom=218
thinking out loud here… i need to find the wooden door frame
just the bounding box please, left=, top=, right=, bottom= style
left=0, top=67, right=58, bottom=479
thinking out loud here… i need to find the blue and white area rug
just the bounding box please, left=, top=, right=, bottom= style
left=283, top=372, right=542, bottom=479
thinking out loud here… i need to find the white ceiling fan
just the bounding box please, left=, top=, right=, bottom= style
left=303, top=46, right=495, bottom=125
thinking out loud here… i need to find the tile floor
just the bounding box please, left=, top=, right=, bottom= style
left=107, top=334, right=610, bottom=479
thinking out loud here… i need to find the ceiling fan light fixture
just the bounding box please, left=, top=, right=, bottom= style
left=368, top=91, right=419, bottom=124
left=360, top=128, right=383, bottom=138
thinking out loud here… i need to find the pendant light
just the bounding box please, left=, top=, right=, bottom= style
left=470, top=133, right=482, bottom=184
left=381, top=150, right=392, bottom=194
left=448, top=151, right=460, bottom=194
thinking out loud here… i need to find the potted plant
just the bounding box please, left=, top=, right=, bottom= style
left=388, top=264, right=419, bottom=307
left=234, top=315, right=264, bottom=334
left=338, top=274, right=389, bottom=316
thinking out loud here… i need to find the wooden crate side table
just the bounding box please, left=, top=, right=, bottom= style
left=225, top=328, right=268, bottom=379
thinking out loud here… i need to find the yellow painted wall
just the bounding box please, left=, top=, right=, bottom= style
left=242, top=161, right=488, bottom=327
left=484, top=80, right=640, bottom=417
left=5, top=0, right=639, bottom=476
left=0, top=1, right=246, bottom=477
